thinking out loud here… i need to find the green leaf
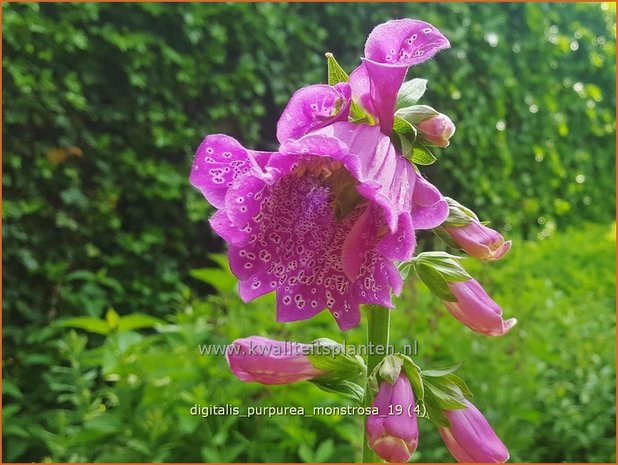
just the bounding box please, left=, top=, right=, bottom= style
left=398, top=262, right=413, bottom=280
left=442, top=373, right=473, bottom=398
left=433, top=227, right=461, bottom=249
left=2, top=379, right=24, bottom=400
left=2, top=404, right=22, bottom=420
left=324, top=52, right=372, bottom=123
left=422, top=390, right=451, bottom=427
left=424, top=377, right=468, bottom=410
left=367, top=375, right=379, bottom=396
left=117, top=313, right=166, bottom=332
left=307, top=338, right=366, bottom=378
left=400, top=135, right=414, bottom=159
left=415, top=252, right=472, bottom=285
left=325, top=52, right=349, bottom=85
left=422, top=360, right=465, bottom=378
left=443, top=197, right=478, bottom=227
left=57, top=316, right=110, bottom=335
left=393, top=115, right=417, bottom=139
left=416, top=263, right=456, bottom=301
left=314, top=439, right=335, bottom=462
left=208, top=253, right=230, bottom=269
left=190, top=267, right=236, bottom=292
left=395, top=104, right=439, bottom=124
left=106, top=308, right=120, bottom=329
left=396, top=78, right=428, bottom=109
left=379, top=354, right=404, bottom=384
left=428, top=262, right=471, bottom=283
left=411, top=145, right=437, bottom=165
left=402, top=356, right=425, bottom=401
left=309, top=378, right=365, bottom=404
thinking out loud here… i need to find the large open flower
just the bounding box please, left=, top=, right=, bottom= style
left=191, top=121, right=447, bottom=330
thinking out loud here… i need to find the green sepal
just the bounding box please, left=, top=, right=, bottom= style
left=423, top=377, right=468, bottom=410
left=442, top=197, right=478, bottom=227
left=398, top=262, right=413, bottom=280
left=440, top=373, right=473, bottom=398
left=307, top=338, right=366, bottom=379
left=421, top=389, right=451, bottom=427
left=410, top=144, right=437, bottom=165
left=378, top=354, right=404, bottom=384
left=395, top=104, right=439, bottom=125
left=401, top=355, right=424, bottom=401
left=433, top=226, right=460, bottom=249
left=367, top=374, right=379, bottom=397
left=396, top=78, right=428, bottom=110
left=325, top=52, right=369, bottom=123
left=325, top=52, right=349, bottom=86
left=393, top=115, right=417, bottom=139
left=416, top=262, right=456, bottom=301
left=421, top=360, right=465, bottom=378
left=309, top=378, right=365, bottom=405
left=411, top=252, right=472, bottom=301
left=417, top=361, right=471, bottom=427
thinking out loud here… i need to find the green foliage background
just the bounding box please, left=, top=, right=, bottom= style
left=2, top=2, right=616, bottom=463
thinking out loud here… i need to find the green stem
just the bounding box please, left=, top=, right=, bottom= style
left=362, top=305, right=391, bottom=463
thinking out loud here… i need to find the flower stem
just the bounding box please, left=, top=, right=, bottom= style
left=362, top=305, right=391, bottom=463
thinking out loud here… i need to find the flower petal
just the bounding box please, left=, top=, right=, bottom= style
left=349, top=59, right=408, bottom=135
left=352, top=254, right=396, bottom=308
left=276, top=83, right=351, bottom=144
left=276, top=283, right=326, bottom=322
left=190, top=134, right=253, bottom=208
left=312, top=122, right=416, bottom=232
left=412, top=171, right=449, bottom=229
left=341, top=205, right=379, bottom=281
left=377, top=212, right=416, bottom=262
left=364, top=19, right=450, bottom=67
left=209, top=209, right=249, bottom=247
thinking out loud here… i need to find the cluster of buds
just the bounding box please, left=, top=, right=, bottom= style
left=226, top=339, right=509, bottom=463
left=368, top=374, right=508, bottom=463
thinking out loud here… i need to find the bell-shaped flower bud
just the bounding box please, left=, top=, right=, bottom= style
left=417, top=113, right=455, bottom=147
left=444, top=279, right=517, bottom=336
left=366, top=374, right=419, bottom=462
left=439, top=399, right=509, bottom=463
left=444, top=219, right=511, bottom=261
left=226, top=336, right=325, bottom=385
left=436, top=197, right=511, bottom=261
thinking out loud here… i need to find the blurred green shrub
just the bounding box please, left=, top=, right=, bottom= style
left=4, top=224, right=615, bottom=462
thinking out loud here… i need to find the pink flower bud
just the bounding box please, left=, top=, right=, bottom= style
left=444, top=220, right=511, bottom=260
left=226, top=336, right=324, bottom=385
left=366, top=374, right=419, bottom=462
left=439, top=399, right=509, bottom=463
left=444, top=279, right=517, bottom=336
left=417, top=113, right=455, bottom=147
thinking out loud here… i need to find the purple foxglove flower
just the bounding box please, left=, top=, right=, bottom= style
left=226, top=336, right=324, bottom=385
left=191, top=122, right=427, bottom=330
left=444, top=220, right=511, bottom=260
left=350, top=19, right=450, bottom=134
left=417, top=113, right=456, bottom=147
left=276, top=83, right=351, bottom=143
left=366, top=374, right=419, bottom=463
left=439, top=399, right=509, bottom=463
left=443, top=279, right=517, bottom=336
